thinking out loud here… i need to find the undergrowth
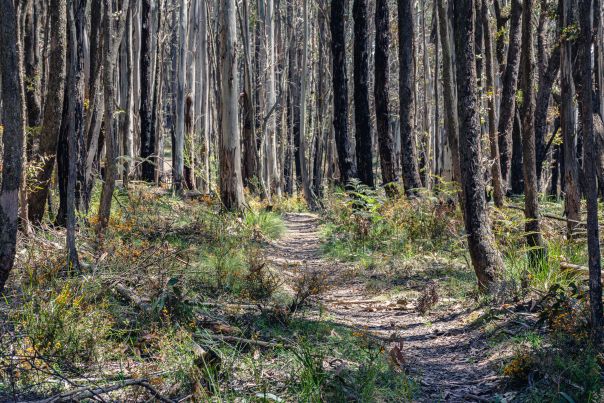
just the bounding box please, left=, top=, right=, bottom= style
left=319, top=180, right=602, bottom=401
left=0, top=184, right=415, bottom=402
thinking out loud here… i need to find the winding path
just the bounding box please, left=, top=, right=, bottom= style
left=266, top=213, right=502, bottom=402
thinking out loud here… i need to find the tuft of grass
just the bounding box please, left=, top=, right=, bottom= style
left=244, top=210, right=286, bottom=241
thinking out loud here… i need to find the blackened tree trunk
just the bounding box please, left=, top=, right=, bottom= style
left=353, top=0, right=374, bottom=187
left=55, top=91, right=69, bottom=227
left=66, top=0, right=86, bottom=269
left=27, top=0, right=67, bottom=223
left=140, top=0, right=155, bottom=182
left=577, top=0, right=603, bottom=343
left=474, top=0, right=483, bottom=85
left=398, top=0, right=423, bottom=195
left=520, top=0, right=546, bottom=263
left=482, top=0, right=505, bottom=207
left=497, top=0, right=523, bottom=184
left=494, top=0, right=510, bottom=73
left=510, top=108, right=524, bottom=194
left=0, top=0, right=25, bottom=293
left=595, top=0, right=604, bottom=120
left=453, top=0, right=504, bottom=291
left=23, top=0, right=41, bottom=130
left=331, top=0, right=356, bottom=184
left=374, top=0, right=397, bottom=191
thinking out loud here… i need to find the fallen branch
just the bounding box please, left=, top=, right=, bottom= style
left=26, top=378, right=173, bottom=403
left=208, top=334, right=281, bottom=348
left=504, top=204, right=588, bottom=226
left=197, top=301, right=261, bottom=310
left=113, top=283, right=152, bottom=313
left=560, top=261, right=588, bottom=273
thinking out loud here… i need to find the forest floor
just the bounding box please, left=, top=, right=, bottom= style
left=266, top=213, right=503, bottom=402
left=1, top=185, right=600, bottom=402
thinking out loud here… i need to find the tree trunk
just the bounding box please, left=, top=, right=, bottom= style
left=81, top=0, right=105, bottom=212
left=23, top=0, right=41, bottom=131
left=482, top=0, right=505, bottom=207
left=330, top=0, right=356, bottom=185
left=398, top=0, right=423, bottom=195
left=353, top=0, right=374, bottom=187
left=374, top=0, right=397, bottom=191
left=312, top=0, right=328, bottom=200
left=66, top=0, right=86, bottom=270
left=173, top=0, right=187, bottom=193
left=560, top=0, right=581, bottom=237
left=199, top=0, right=210, bottom=193
left=494, top=0, right=510, bottom=74
left=123, top=6, right=134, bottom=189
left=577, top=0, right=603, bottom=343
left=240, top=0, right=258, bottom=191
left=266, top=0, right=281, bottom=198
left=453, top=0, right=504, bottom=291
left=97, top=0, right=131, bottom=234
left=595, top=0, right=604, bottom=120
left=520, top=0, right=547, bottom=263
left=298, top=0, right=313, bottom=205
left=510, top=108, right=524, bottom=194
left=140, top=0, right=155, bottom=182
left=497, top=0, right=523, bottom=184
left=535, top=42, right=561, bottom=182
left=27, top=0, right=67, bottom=223
left=437, top=0, right=461, bottom=186
left=0, top=0, right=25, bottom=292
left=218, top=0, right=245, bottom=210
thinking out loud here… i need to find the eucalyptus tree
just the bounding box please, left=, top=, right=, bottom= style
left=560, top=0, right=580, bottom=237
left=353, top=0, right=374, bottom=187
left=497, top=0, right=523, bottom=184
left=0, top=0, right=25, bottom=292
left=27, top=0, right=67, bottom=223
left=330, top=0, right=355, bottom=185
left=140, top=0, right=155, bottom=182
left=453, top=0, right=504, bottom=291
left=520, top=0, right=546, bottom=263
left=398, top=0, right=423, bottom=195
left=482, top=0, right=505, bottom=207
left=218, top=0, right=245, bottom=210
left=577, top=0, right=603, bottom=343
left=374, top=0, right=397, bottom=190
left=97, top=0, right=133, bottom=233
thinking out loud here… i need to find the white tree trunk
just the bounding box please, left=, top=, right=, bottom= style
left=218, top=0, right=245, bottom=209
